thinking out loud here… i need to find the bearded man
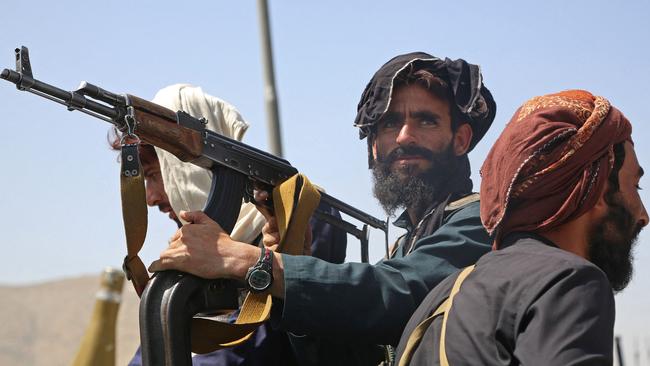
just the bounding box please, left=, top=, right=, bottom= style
left=117, top=84, right=347, bottom=365
left=396, top=90, right=648, bottom=365
left=150, top=53, right=497, bottom=364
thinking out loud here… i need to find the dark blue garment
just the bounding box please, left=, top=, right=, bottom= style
left=275, top=199, right=491, bottom=365
left=129, top=201, right=347, bottom=366
left=128, top=322, right=296, bottom=366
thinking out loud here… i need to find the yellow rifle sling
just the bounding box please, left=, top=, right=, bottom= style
left=190, top=173, right=321, bottom=353
left=398, top=265, right=475, bottom=366
left=120, top=144, right=149, bottom=297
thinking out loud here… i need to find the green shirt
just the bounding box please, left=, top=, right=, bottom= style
left=276, top=200, right=491, bottom=347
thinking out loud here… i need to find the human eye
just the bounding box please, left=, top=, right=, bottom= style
left=416, top=112, right=440, bottom=127
left=421, top=118, right=438, bottom=126
left=145, top=170, right=160, bottom=179
left=636, top=184, right=643, bottom=191
left=378, top=118, right=400, bottom=131
left=387, top=121, right=401, bottom=129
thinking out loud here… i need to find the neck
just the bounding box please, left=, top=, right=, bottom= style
left=406, top=191, right=449, bottom=226
left=407, top=207, right=422, bottom=226
left=537, top=213, right=592, bottom=259
left=405, top=163, right=473, bottom=226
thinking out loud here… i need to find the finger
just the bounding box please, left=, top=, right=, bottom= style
left=254, top=202, right=274, bottom=221
left=261, top=224, right=275, bottom=237
left=252, top=189, right=275, bottom=220
left=148, top=259, right=162, bottom=272
left=266, top=217, right=278, bottom=231
left=180, top=210, right=211, bottom=225
left=166, top=238, right=183, bottom=250
left=254, top=189, right=269, bottom=202
left=262, top=232, right=280, bottom=247
left=148, top=258, right=173, bottom=272
left=151, top=245, right=188, bottom=271
left=148, top=257, right=181, bottom=272
left=262, top=220, right=280, bottom=246
left=169, top=229, right=182, bottom=243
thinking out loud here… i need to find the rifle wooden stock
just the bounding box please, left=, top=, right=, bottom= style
left=128, top=95, right=204, bottom=162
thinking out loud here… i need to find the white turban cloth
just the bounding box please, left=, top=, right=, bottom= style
left=152, top=84, right=265, bottom=244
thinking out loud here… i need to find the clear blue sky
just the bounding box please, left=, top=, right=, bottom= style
left=1, top=0, right=649, bottom=361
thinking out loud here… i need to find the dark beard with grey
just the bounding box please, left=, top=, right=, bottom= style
left=587, top=190, right=643, bottom=292
left=372, top=144, right=456, bottom=217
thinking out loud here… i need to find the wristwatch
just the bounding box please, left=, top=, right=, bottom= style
left=245, top=247, right=274, bottom=292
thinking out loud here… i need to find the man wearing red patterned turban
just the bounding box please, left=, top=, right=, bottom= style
left=395, top=90, right=648, bottom=365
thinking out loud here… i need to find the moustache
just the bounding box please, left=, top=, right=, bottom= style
left=158, top=203, right=173, bottom=214
left=631, top=223, right=644, bottom=241
left=383, top=146, right=435, bottom=165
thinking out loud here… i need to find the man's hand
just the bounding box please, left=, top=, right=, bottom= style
left=148, top=210, right=258, bottom=280
left=255, top=189, right=312, bottom=255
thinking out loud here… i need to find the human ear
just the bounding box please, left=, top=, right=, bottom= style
left=453, top=123, right=472, bottom=156
left=590, top=182, right=611, bottom=219
left=371, top=137, right=379, bottom=160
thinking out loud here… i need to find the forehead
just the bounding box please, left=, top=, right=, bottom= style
left=139, top=145, right=160, bottom=168
left=622, top=141, right=642, bottom=178
left=387, top=84, right=450, bottom=113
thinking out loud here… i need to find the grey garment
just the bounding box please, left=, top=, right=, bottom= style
left=396, top=232, right=615, bottom=366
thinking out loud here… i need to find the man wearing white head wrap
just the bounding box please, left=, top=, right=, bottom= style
left=124, top=84, right=347, bottom=365
left=151, top=84, right=265, bottom=244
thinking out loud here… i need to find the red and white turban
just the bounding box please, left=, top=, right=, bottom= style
left=480, top=90, right=632, bottom=248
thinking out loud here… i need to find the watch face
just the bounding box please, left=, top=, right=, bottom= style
left=248, top=268, right=272, bottom=291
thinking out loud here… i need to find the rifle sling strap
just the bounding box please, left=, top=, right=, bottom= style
left=398, top=265, right=476, bottom=366
left=120, top=144, right=149, bottom=297
left=190, top=173, right=320, bottom=353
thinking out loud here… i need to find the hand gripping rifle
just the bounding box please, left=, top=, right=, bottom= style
left=1, top=46, right=389, bottom=365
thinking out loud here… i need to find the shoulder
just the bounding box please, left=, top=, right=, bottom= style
left=412, top=194, right=491, bottom=257
left=442, top=193, right=481, bottom=225
left=445, top=193, right=480, bottom=212
left=493, top=238, right=609, bottom=282
left=435, top=193, right=486, bottom=240
left=500, top=238, right=608, bottom=279
left=488, top=239, right=614, bottom=313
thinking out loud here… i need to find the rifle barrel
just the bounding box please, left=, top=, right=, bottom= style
left=3, top=59, right=390, bottom=241
left=320, top=191, right=387, bottom=232
left=1, top=68, right=122, bottom=123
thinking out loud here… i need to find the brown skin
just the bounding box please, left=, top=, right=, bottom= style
left=254, top=190, right=313, bottom=254
left=372, top=84, right=472, bottom=223
left=140, top=147, right=179, bottom=222
left=148, top=84, right=471, bottom=297
left=541, top=142, right=648, bottom=258
left=148, top=210, right=278, bottom=291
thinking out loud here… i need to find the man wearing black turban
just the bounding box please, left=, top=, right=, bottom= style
left=150, top=52, right=497, bottom=365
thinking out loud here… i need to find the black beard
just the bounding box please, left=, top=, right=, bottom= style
left=587, top=192, right=642, bottom=292
left=372, top=143, right=457, bottom=217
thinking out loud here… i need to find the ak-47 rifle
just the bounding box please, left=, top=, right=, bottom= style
left=1, top=46, right=389, bottom=366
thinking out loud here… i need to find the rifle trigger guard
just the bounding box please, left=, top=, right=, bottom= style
left=243, top=180, right=255, bottom=203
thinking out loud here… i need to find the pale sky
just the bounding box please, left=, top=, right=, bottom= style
left=1, top=0, right=649, bottom=362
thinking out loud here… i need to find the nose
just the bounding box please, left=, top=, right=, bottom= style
left=395, top=122, right=417, bottom=146
left=638, top=202, right=649, bottom=229
left=146, top=180, right=165, bottom=207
